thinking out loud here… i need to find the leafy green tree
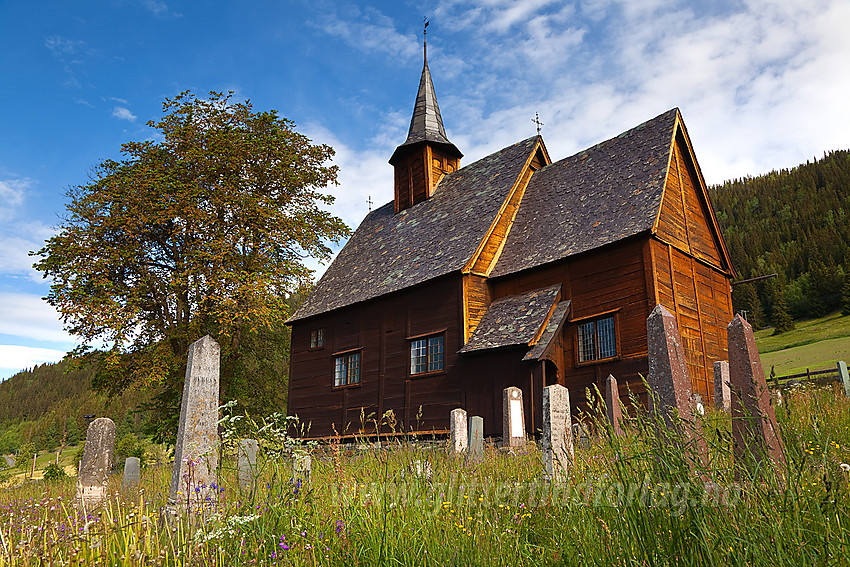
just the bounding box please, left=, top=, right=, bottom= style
left=33, top=91, right=350, bottom=441
left=17, top=442, right=35, bottom=476
left=115, top=433, right=146, bottom=468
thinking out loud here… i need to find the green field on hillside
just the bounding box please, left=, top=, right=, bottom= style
left=755, top=312, right=850, bottom=376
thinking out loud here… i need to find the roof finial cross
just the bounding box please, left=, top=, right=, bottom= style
left=533, top=112, right=544, bottom=135
left=423, top=17, right=429, bottom=62
left=367, top=195, right=373, bottom=213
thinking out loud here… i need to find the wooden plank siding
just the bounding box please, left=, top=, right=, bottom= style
left=490, top=238, right=652, bottom=414
left=288, top=275, right=463, bottom=437
left=463, top=273, right=492, bottom=343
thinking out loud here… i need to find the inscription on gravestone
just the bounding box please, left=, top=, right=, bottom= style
left=728, top=315, right=786, bottom=474
left=542, top=384, right=573, bottom=482
left=75, top=417, right=116, bottom=509
left=450, top=408, right=468, bottom=453
left=168, top=335, right=220, bottom=512
left=503, top=387, right=525, bottom=448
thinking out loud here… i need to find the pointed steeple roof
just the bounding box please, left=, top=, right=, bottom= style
left=389, top=46, right=462, bottom=165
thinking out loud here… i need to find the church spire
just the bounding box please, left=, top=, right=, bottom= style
left=389, top=23, right=462, bottom=213
left=390, top=23, right=461, bottom=165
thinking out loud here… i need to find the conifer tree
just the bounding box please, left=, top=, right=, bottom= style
left=772, top=285, right=795, bottom=335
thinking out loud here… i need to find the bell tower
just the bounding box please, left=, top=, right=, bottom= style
left=389, top=24, right=462, bottom=213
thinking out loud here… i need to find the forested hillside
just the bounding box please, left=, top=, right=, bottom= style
left=0, top=360, right=149, bottom=455
left=710, top=149, right=850, bottom=328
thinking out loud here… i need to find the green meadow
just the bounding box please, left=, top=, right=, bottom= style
left=1, top=384, right=849, bottom=566
left=756, top=312, right=850, bottom=376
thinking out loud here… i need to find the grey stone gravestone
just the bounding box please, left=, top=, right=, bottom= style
left=542, top=384, right=573, bottom=481
left=450, top=408, right=468, bottom=453
left=168, top=335, right=220, bottom=512
left=838, top=361, right=850, bottom=398
left=122, top=457, right=140, bottom=493
left=502, top=387, right=526, bottom=448
left=238, top=439, right=259, bottom=491
left=75, top=417, right=116, bottom=509
left=714, top=360, right=731, bottom=411
left=605, top=374, right=624, bottom=436
left=467, top=416, right=484, bottom=460
left=646, top=304, right=707, bottom=457
left=572, top=423, right=590, bottom=449
left=291, top=453, right=312, bottom=487
left=728, top=315, right=785, bottom=474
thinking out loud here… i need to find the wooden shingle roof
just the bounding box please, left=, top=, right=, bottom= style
left=289, top=136, right=539, bottom=322
left=458, top=285, right=561, bottom=353
left=490, top=108, right=677, bottom=278
left=289, top=108, right=680, bottom=323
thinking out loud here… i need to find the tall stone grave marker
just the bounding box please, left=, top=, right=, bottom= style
left=502, top=387, right=526, bottom=448
left=168, top=335, right=220, bottom=512
left=542, top=384, right=573, bottom=481
left=122, top=457, right=141, bottom=494
left=238, top=439, right=259, bottom=491
left=714, top=360, right=731, bottom=411
left=646, top=305, right=707, bottom=456
left=605, top=374, right=624, bottom=436
left=838, top=361, right=850, bottom=398
left=728, top=315, right=786, bottom=473
left=467, top=416, right=484, bottom=460
left=75, top=417, right=116, bottom=509
left=292, top=453, right=312, bottom=488
left=450, top=408, right=468, bottom=453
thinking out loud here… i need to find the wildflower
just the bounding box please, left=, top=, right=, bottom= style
left=840, top=463, right=850, bottom=472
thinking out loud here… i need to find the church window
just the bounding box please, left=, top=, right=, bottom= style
left=310, top=328, right=324, bottom=349
left=577, top=315, right=617, bottom=363
left=410, top=334, right=444, bottom=375
left=334, top=350, right=361, bottom=387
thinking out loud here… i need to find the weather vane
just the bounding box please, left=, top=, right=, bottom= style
left=367, top=195, right=373, bottom=212
left=533, top=112, right=544, bottom=135
left=423, top=17, right=429, bottom=60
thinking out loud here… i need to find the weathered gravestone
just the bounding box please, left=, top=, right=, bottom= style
left=168, top=335, right=220, bottom=513
left=467, top=416, right=484, bottom=460
left=728, top=315, right=786, bottom=474
left=291, top=453, right=312, bottom=488
left=238, top=439, right=258, bottom=491
left=605, top=374, right=624, bottom=436
left=502, top=387, right=526, bottom=448
left=838, top=361, right=850, bottom=398
left=75, top=417, right=116, bottom=509
left=646, top=305, right=707, bottom=458
left=542, top=384, right=573, bottom=481
left=714, top=360, right=731, bottom=411
left=450, top=408, right=468, bottom=453
left=122, top=457, right=140, bottom=493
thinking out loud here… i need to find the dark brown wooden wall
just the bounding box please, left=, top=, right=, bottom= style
left=490, top=238, right=653, bottom=414
left=288, top=275, right=464, bottom=437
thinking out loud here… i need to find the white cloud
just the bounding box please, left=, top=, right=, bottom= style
left=310, top=5, right=419, bottom=61
left=0, top=345, right=66, bottom=374
left=112, top=107, right=137, bottom=121
left=0, top=292, right=76, bottom=345
left=0, top=178, right=28, bottom=215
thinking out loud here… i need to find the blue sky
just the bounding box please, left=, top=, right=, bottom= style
left=1, top=0, right=849, bottom=379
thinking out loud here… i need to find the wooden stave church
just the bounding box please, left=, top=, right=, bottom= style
left=286, top=51, right=735, bottom=439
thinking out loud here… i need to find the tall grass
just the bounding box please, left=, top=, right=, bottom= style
left=1, top=383, right=848, bottom=565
